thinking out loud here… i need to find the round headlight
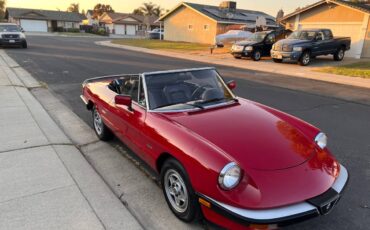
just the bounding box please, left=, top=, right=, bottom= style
left=245, top=46, right=253, bottom=51
left=218, top=162, right=241, bottom=190
left=315, top=132, right=327, bottom=149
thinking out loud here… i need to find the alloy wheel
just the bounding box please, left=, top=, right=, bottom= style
left=164, top=169, right=189, bottom=213
left=93, top=109, right=103, bottom=135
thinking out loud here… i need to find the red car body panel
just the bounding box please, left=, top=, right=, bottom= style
left=81, top=70, right=346, bottom=227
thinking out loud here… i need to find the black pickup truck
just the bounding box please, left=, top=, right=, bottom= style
left=270, top=29, right=351, bottom=66
left=230, top=30, right=288, bottom=61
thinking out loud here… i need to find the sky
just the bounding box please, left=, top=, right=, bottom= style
left=6, top=0, right=319, bottom=16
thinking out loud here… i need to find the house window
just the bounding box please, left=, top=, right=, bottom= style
left=204, top=24, right=209, bottom=30
left=188, top=24, right=193, bottom=30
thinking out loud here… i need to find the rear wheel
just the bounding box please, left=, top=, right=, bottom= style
left=252, top=50, right=261, bottom=61
left=273, top=58, right=283, bottom=63
left=160, top=158, right=201, bottom=222
left=333, top=47, right=345, bottom=61
left=299, top=51, right=311, bottom=66
left=92, top=106, right=113, bottom=141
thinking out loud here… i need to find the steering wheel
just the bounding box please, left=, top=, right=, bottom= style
left=191, top=85, right=213, bottom=100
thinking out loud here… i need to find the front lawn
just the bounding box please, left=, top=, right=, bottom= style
left=316, top=62, right=370, bottom=79
left=112, top=39, right=213, bottom=51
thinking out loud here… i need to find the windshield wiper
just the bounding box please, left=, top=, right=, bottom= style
left=196, top=97, right=237, bottom=105
left=154, top=102, right=204, bottom=110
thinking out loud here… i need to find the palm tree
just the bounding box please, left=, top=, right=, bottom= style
left=133, top=2, right=162, bottom=17
left=67, top=3, right=79, bottom=13
left=92, top=3, right=114, bottom=19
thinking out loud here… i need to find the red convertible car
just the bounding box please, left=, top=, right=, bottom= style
left=81, top=67, right=348, bottom=229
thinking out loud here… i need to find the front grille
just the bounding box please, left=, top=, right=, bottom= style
left=2, top=34, right=20, bottom=39
left=282, top=44, right=293, bottom=52
left=274, top=43, right=282, bottom=51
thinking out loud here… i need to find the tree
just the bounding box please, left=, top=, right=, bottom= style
left=81, top=9, right=86, bottom=15
left=67, top=3, right=79, bottom=13
left=133, top=2, right=163, bottom=17
left=276, top=9, right=284, bottom=22
left=0, top=0, right=6, bottom=19
left=92, top=4, right=115, bottom=19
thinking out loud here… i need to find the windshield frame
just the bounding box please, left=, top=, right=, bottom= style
left=0, top=24, right=22, bottom=32
left=142, top=67, right=237, bottom=113
left=287, top=30, right=317, bottom=41
left=247, top=32, right=269, bottom=42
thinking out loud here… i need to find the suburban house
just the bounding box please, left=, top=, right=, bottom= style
left=99, top=12, right=159, bottom=36
left=279, top=0, right=370, bottom=58
left=83, top=10, right=99, bottom=26
left=157, top=1, right=277, bottom=44
left=5, top=7, right=85, bottom=32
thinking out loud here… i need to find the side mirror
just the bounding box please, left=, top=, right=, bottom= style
left=115, top=95, right=132, bottom=110
left=226, top=80, right=236, bottom=90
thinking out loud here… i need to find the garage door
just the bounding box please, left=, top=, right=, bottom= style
left=114, top=25, right=125, bottom=35
left=126, top=25, right=136, bottom=35
left=299, top=23, right=362, bottom=58
left=20, top=19, right=48, bottom=32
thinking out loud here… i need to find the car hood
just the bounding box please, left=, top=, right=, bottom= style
left=163, top=100, right=317, bottom=171
left=276, top=39, right=311, bottom=47
left=235, top=40, right=260, bottom=46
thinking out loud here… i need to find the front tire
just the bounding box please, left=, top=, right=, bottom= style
left=299, top=51, right=311, bottom=66
left=334, top=47, right=345, bottom=61
left=92, top=106, right=113, bottom=141
left=273, top=58, right=283, bottom=63
left=22, top=41, right=28, bottom=49
left=160, top=158, right=201, bottom=222
left=252, top=50, right=261, bottom=61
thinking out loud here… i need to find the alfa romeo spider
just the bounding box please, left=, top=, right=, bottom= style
left=81, top=67, right=348, bottom=229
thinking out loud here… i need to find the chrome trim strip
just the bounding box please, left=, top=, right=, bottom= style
left=204, top=195, right=318, bottom=220
left=332, top=164, right=348, bottom=193
left=203, top=164, right=348, bottom=221
left=80, top=95, right=88, bottom=105
left=142, top=67, right=215, bottom=76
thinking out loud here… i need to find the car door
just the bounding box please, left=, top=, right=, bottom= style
left=312, top=31, right=327, bottom=56
left=114, top=75, right=149, bottom=160
left=263, top=32, right=276, bottom=56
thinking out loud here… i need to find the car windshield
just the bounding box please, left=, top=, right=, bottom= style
left=288, top=31, right=316, bottom=40
left=145, top=69, right=235, bottom=111
left=247, top=32, right=268, bottom=42
left=0, top=25, right=22, bottom=32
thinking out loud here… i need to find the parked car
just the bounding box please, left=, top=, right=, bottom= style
left=81, top=67, right=348, bottom=228
left=271, top=29, right=351, bottom=66
left=148, top=28, right=164, bottom=40
left=215, top=30, right=253, bottom=47
left=0, top=23, right=27, bottom=48
left=231, top=31, right=278, bottom=61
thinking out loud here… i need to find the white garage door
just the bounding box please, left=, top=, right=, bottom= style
left=299, top=23, right=362, bottom=58
left=114, top=25, right=125, bottom=35
left=20, top=19, right=48, bottom=32
left=126, top=25, right=136, bottom=35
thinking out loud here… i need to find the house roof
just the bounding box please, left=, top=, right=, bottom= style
left=158, top=2, right=276, bottom=25
left=6, top=7, right=86, bottom=22
left=280, top=0, right=370, bottom=22
left=102, top=12, right=159, bottom=25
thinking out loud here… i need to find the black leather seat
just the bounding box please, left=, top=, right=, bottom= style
left=163, top=83, right=192, bottom=104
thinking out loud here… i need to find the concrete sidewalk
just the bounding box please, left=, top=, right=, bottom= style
left=0, top=50, right=142, bottom=230
left=96, top=40, right=370, bottom=90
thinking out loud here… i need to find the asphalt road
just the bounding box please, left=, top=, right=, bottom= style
left=5, top=36, right=370, bottom=230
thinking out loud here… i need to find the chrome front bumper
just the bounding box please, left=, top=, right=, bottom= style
left=200, top=164, right=348, bottom=225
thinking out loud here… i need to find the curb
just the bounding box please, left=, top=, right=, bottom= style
left=95, top=40, right=370, bottom=90
left=0, top=50, right=143, bottom=230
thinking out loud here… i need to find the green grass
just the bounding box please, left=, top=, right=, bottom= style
left=112, top=39, right=212, bottom=51
left=317, top=62, right=370, bottom=79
